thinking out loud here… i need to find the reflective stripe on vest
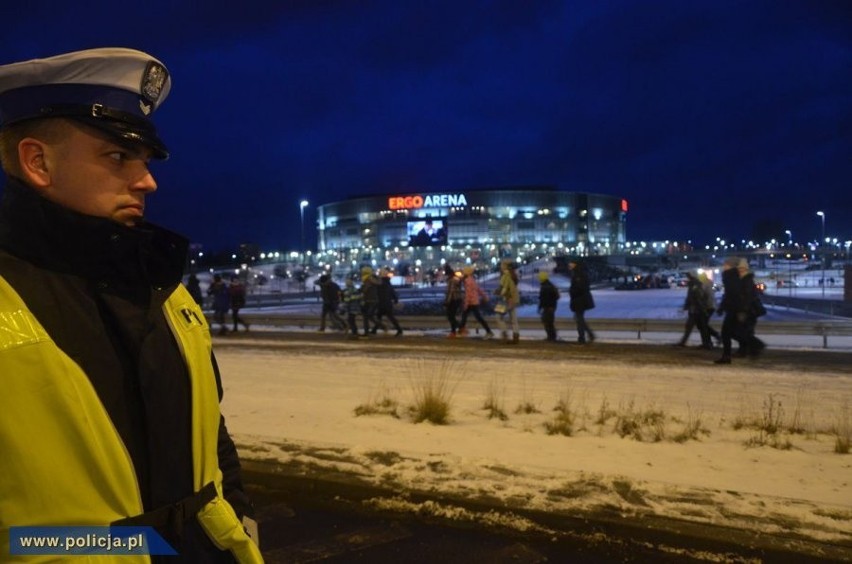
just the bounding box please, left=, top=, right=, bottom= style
left=0, top=277, right=261, bottom=563
left=161, top=286, right=262, bottom=563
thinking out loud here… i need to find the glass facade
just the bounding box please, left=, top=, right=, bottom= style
left=318, top=187, right=627, bottom=258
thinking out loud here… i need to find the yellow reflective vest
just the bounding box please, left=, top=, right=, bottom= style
left=0, top=276, right=262, bottom=563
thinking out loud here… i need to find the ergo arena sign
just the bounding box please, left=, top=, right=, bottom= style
left=388, top=193, right=468, bottom=210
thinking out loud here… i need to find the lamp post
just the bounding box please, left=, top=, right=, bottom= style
left=300, top=200, right=309, bottom=264
left=783, top=230, right=793, bottom=296
left=816, top=211, right=825, bottom=299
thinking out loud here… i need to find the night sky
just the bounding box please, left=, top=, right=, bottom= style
left=1, top=1, right=849, bottom=253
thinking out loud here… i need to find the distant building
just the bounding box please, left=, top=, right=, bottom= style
left=317, top=186, right=628, bottom=256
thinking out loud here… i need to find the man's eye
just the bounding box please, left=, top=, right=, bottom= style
left=108, top=152, right=127, bottom=162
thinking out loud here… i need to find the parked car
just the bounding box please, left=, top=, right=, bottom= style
left=614, top=274, right=671, bottom=290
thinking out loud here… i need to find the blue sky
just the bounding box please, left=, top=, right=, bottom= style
left=1, top=0, right=849, bottom=252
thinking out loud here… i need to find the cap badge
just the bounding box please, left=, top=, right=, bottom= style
left=140, top=61, right=168, bottom=113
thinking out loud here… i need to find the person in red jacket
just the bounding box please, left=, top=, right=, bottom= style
left=457, top=266, right=494, bottom=338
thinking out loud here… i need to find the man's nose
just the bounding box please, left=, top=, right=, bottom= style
left=132, top=166, right=157, bottom=192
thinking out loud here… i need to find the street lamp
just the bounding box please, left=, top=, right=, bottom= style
left=784, top=230, right=792, bottom=246
left=816, top=211, right=825, bottom=298
left=300, top=199, right=309, bottom=261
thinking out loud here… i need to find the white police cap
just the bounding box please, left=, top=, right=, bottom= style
left=0, top=47, right=171, bottom=159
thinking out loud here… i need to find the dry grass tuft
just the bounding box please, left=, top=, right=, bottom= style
left=612, top=400, right=666, bottom=442
left=544, top=389, right=576, bottom=436
left=671, top=404, right=710, bottom=443
left=835, top=400, right=851, bottom=455
left=744, top=394, right=794, bottom=450
left=483, top=378, right=509, bottom=421
left=408, top=359, right=461, bottom=425
left=354, top=384, right=400, bottom=418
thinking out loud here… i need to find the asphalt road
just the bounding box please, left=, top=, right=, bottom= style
left=243, top=471, right=844, bottom=563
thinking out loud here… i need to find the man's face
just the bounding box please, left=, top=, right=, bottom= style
left=40, top=122, right=157, bottom=226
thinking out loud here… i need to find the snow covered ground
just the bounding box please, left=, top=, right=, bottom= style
left=211, top=283, right=852, bottom=556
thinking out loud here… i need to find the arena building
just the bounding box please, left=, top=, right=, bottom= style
left=317, top=186, right=627, bottom=255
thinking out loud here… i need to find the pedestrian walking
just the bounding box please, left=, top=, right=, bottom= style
left=698, top=271, right=722, bottom=346
left=444, top=264, right=463, bottom=337
left=317, top=274, right=345, bottom=331
left=342, top=277, right=362, bottom=338
left=207, top=274, right=231, bottom=335
left=736, top=259, right=766, bottom=358
left=457, top=266, right=494, bottom=338
left=229, top=275, right=249, bottom=332
left=495, top=260, right=521, bottom=344
left=186, top=273, right=204, bottom=306
left=360, top=266, right=384, bottom=335
left=715, top=258, right=766, bottom=364
left=376, top=267, right=403, bottom=336
left=715, top=258, right=740, bottom=363
left=537, top=271, right=560, bottom=341
left=568, top=260, right=596, bottom=344
left=676, top=272, right=712, bottom=348
left=0, top=47, right=260, bottom=560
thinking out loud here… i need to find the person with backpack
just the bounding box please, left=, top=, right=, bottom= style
left=715, top=258, right=766, bottom=364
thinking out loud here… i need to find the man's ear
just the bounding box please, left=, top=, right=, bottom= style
left=17, top=138, right=51, bottom=188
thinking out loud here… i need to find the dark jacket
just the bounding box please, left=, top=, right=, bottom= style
left=0, top=178, right=249, bottom=561
left=569, top=263, right=595, bottom=312
left=538, top=279, right=560, bottom=310
left=377, top=277, right=399, bottom=310
left=320, top=279, right=342, bottom=306
left=229, top=280, right=246, bottom=309
left=683, top=275, right=707, bottom=314
left=186, top=275, right=204, bottom=306
left=717, top=267, right=745, bottom=315
left=361, top=274, right=380, bottom=305
left=739, top=272, right=764, bottom=319
left=208, top=278, right=230, bottom=312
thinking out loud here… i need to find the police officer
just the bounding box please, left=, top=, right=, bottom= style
left=0, top=49, right=261, bottom=561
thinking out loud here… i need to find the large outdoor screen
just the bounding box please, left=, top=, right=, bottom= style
left=407, top=218, right=448, bottom=246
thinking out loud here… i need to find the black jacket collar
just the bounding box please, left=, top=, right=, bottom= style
left=0, top=177, right=187, bottom=292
